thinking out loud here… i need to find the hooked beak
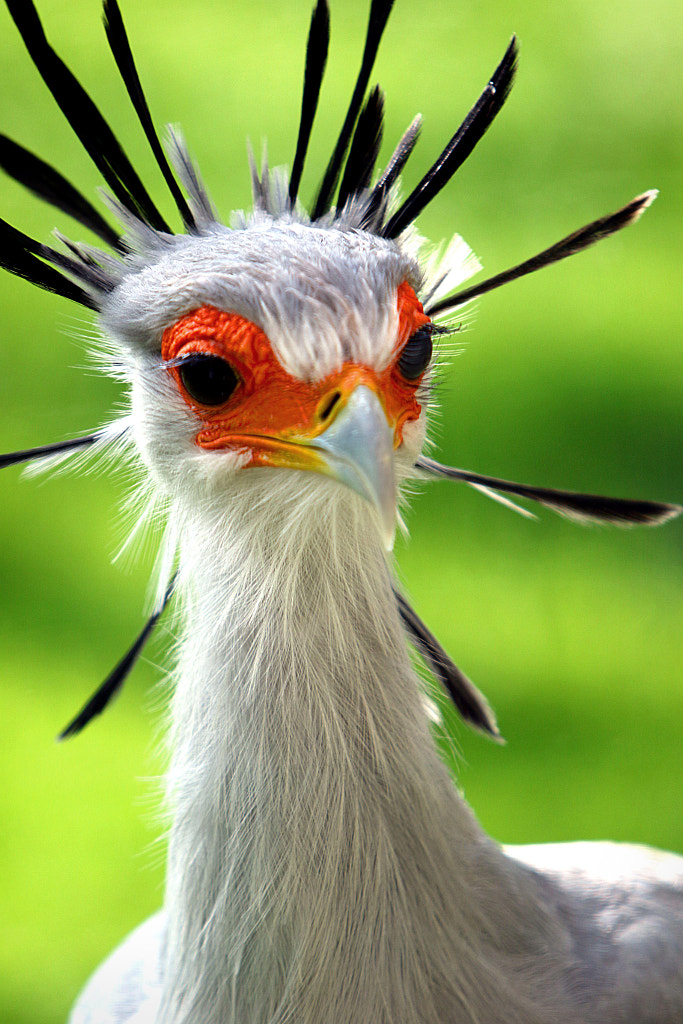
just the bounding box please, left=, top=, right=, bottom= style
left=309, top=385, right=397, bottom=550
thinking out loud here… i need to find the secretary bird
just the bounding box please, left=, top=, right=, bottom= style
left=1, top=0, right=682, bottom=1022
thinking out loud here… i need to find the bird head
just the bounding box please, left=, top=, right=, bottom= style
left=104, top=213, right=433, bottom=550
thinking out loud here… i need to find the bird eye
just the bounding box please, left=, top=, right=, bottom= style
left=397, top=326, right=433, bottom=380
left=178, top=355, right=239, bottom=406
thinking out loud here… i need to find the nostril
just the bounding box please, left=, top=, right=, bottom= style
left=319, top=390, right=342, bottom=422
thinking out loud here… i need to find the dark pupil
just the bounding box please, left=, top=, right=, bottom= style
left=179, top=355, right=238, bottom=406
left=398, top=327, right=433, bottom=380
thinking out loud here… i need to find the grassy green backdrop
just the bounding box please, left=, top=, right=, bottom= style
left=0, top=0, right=681, bottom=1021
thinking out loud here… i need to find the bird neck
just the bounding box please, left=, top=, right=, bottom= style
left=158, top=475, right=569, bottom=1024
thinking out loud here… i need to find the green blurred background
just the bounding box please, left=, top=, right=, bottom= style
left=0, top=0, right=681, bottom=1020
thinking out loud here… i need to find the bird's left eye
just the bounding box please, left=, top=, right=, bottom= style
left=397, top=326, right=433, bottom=380
left=178, top=355, right=239, bottom=406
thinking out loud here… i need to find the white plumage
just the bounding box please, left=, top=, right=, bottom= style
left=1, top=2, right=681, bottom=1023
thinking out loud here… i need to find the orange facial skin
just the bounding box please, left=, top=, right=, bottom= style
left=161, top=280, right=430, bottom=466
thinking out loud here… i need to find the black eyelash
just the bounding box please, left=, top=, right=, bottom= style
left=413, top=324, right=463, bottom=405
left=398, top=322, right=454, bottom=383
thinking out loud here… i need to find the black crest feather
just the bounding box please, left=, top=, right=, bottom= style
left=0, top=217, right=98, bottom=309
left=374, top=115, right=422, bottom=194
left=41, top=243, right=116, bottom=294
left=312, top=0, right=395, bottom=218
left=103, top=0, right=194, bottom=230
left=370, top=115, right=421, bottom=197
left=5, top=0, right=169, bottom=232
left=0, top=434, right=101, bottom=469
left=383, top=36, right=517, bottom=239
left=417, top=457, right=683, bottom=527
left=360, top=114, right=421, bottom=230
left=59, top=574, right=177, bottom=740
left=289, top=0, right=330, bottom=205
left=427, top=192, right=658, bottom=315
left=395, top=588, right=501, bottom=740
left=0, top=134, right=122, bottom=249
left=337, top=85, right=384, bottom=210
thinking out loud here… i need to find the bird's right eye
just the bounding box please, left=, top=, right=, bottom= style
left=178, top=355, right=239, bottom=407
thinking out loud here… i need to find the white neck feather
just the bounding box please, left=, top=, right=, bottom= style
left=157, top=472, right=575, bottom=1024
